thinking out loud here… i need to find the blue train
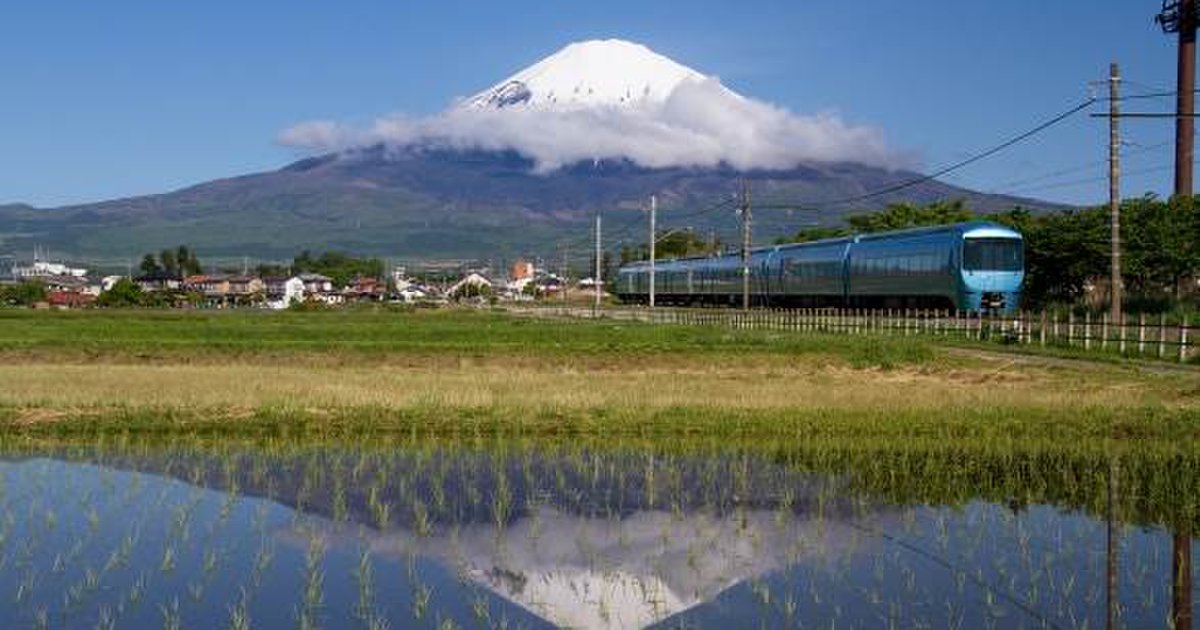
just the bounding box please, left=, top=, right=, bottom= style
left=616, top=221, right=1024, bottom=312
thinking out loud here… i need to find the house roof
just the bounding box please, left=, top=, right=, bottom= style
left=135, top=271, right=182, bottom=282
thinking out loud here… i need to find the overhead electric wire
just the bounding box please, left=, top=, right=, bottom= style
left=962, top=137, right=1176, bottom=198
left=1002, top=163, right=1173, bottom=195
left=752, top=97, right=1098, bottom=211
left=557, top=84, right=1182, bottom=265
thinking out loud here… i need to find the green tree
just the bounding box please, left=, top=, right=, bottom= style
left=139, top=254, right=160, bottom=275
left=96, top=278, right=144, bottom=307
left=1123, top=195, right=1199, bottom=300
left=176, top=245, right=202, bottom=275
left=620, top=229, right=722, bottom=263
left=292, top=251, right=384, bottom=288
left=0, top=280, right=47, bottom=306
left=159, top=249, right=178, bottom=275
left=846, top=199, right=975, bottom=233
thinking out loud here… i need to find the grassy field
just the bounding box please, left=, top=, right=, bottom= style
left=0, top=308, right=1196, bottom=442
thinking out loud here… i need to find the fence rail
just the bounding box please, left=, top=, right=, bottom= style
left=511, top=306, right=1197, bottom=363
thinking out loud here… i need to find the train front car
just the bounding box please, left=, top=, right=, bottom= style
left=957, top=223, right=1024, bottom=313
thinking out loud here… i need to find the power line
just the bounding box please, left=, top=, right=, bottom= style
left=753, top=97, right=1098, bottom=210
left=1000, top=164, right=1172, bottom=195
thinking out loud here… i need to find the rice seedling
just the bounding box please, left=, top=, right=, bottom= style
left=159, top=545, right=176, bottom=573
left=412, top=582, right=432, bottom=621
left=127, top=572, right=147, bottom=607
left=352, top=548, right=382, bottom=625
left=227, top=587, right=250, bottom=630
left=299, top=528, right=325, bottom=626
left=160, top=597, right=181, bottom=630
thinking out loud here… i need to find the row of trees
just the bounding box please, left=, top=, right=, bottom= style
left=777, top=197, right=1200, bottom=310
left=619, top=230, right=723, bottom=265
left=254, top=251, right=385, bottom=288
left=139, top=245, right=203, bottom=277
left=133, top=246, right=385, bottom=289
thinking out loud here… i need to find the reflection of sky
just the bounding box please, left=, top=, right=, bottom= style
left=0, top=452, right=1194, bottom=629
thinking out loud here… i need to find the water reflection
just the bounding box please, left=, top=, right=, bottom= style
left=0, top=443, right=1194, bottom=628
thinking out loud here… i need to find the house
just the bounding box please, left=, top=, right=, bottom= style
left=510, top=260, right=535, bottom=281
left=226, top=276, right=265, bottom=300
left=101, top=276, right=125, bottom=292
left=183, top=274, right=230, bottom=297
left=448, top=272, right=494, bottom=300
left=345, top=276, right=386, bottom=302
left=13, top=258, right=88, bottom=279
left=135, top=271, right=182, bottom=292
left=396, top=286, right=429, bottom=303
left=266, top=276, right=305, bottom=310
left=47, top=290, right=95, bottom=309
left=298, top=273, right=334, bottom=295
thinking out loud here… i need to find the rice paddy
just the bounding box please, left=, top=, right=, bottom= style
left=0, top=438, right=1193, bottom=628
left=0, top=308, right=1196, bottom=627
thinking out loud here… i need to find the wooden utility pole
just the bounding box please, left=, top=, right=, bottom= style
left=740, top=180, right=752, bottom=311
left=648, top=194, right=657, bottom=309
left=1159, top=0, right=1198, bottom=197
left=1159, top=6, right=1197, bottom=629
left=1108, top=62, right=1122, bottom=323
left=1180, top=0, right=1197, bottom=197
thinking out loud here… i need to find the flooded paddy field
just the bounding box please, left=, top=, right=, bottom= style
left=0, top=439, right=1194, bottom=629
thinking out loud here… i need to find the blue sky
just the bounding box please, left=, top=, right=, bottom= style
left=0, top=1, right=1182, bottom=207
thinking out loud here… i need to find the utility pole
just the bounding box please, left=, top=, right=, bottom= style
left=1158, top=0, right=1198, bottom=197
left=648, top=194, right=657, bottom=309
left=594, top=212, right=602, bottom=312
left=1158, top=7, right=1197, bottom=629
left=561, top=245, right=569, bottom=303
left=739, top=179, right=752, bottom=311
left=1108, top=62, right=1122, bottom=324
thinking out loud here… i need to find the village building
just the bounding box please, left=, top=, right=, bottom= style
left=345, top=276, right=386, bottom=302
left=135, top=270, right=182, bottom=292
left=265, top=276, right=305, bottom=309
left=12, top=259, right=88, bottom=279
left=297, top=273, right=334, bottom=295
left=448, top=272, right=494, bottom=300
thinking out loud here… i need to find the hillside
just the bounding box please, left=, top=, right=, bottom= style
left=0, top=147, right=1051, bottom=263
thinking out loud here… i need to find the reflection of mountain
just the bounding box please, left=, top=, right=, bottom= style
left=354, top=506, right=880, bottom=629
left=45, top=448, right=886, bottom=629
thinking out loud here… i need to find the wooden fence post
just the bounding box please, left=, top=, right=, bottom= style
left=1040, top=311, right=1047, bottom=347
left=1101, top=312, right=1109, bottom=351
left=1158, top=313, right=1167, bottom=359
left=1138, top=313, right=1146, bottom=356
left=1181, top=317, right=1190, bottom=363
left=1118, top=314, right=1127, bottom=355
left=1084, top=312, right=1092, bottom=351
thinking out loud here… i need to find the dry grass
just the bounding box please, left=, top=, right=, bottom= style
left=0, top=351, right=1191, bottom=416
left=0, top=309, right=1195, bottom=440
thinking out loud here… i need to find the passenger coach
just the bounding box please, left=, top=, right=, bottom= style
left=616, top=221, right=1024, bottom=313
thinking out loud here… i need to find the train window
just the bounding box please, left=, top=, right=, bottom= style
left=964, top=238, right=1023, bottom=271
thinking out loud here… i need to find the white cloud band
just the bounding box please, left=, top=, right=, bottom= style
left=279, top=78, right=900, bottom=172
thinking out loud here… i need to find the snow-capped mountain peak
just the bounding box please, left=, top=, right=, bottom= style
left=462, top=39, right=716, bottom=111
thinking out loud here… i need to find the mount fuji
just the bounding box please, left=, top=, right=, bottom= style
left=0, top=39, right=1052, bottom=264
left=463, top=39, right=713, bottom=111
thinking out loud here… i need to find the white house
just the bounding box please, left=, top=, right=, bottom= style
left=267, top=277, right=305, bottom=310
left=448, top=272, right=493, bottom=299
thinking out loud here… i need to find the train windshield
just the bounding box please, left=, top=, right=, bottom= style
left=963, top=237, right=1022, bottom=271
